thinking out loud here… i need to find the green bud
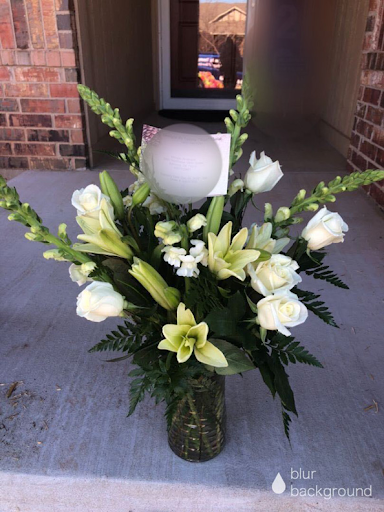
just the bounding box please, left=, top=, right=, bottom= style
left=306, top=203, right=319, bottom=212
left=8, top=213, right=20, bottom=221
left=229, top=109, right=238, bottom=122
left=224, top=117, right=234, bottom=133
left=132, top=182, right=150, bottom=206
left=292, top=217, right=303, bottom=224
left=237, top=133, right=248, bottom=145
left=99, top=170, right=125, bottom=220
left=297, top=189, right=306, bottom=201
left=203, top=196, right=225, bottom=242
left=236, top=95, right=244, bottom=111
left=321, top=187, right=329, bottom=195
left=274, top=207, right=290, bottom=223
left=58, top=223, right=68, bottom=240
left=264, top=203, right=273, bottom=221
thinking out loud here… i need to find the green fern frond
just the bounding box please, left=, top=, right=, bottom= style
left=282, top=407, right=292, bottom=442
left=305, top=265, right=349, bottom=289
left=88, top=321, right=141, bottom=353
left=272, top=333, right=324, bottom=368
left=128, top=375, right=150, bottom=417
left=294, top=289, right=338, bottom=328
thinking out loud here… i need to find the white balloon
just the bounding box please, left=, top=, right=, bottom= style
left=141, top=124, right=222, bottom=204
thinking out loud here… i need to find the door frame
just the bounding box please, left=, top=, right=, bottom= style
left=158, top=0, right=253, bottom=110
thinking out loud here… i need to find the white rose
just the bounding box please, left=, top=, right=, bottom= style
left=69, top=262, right=97, bottom=286
left=72, top=185, right=113, bottom=219
left=302, top=207, right=349, bottom=251
left=187, top=214, right=207, bottom=233
left=257, top=291, right=308, bottom=336
left=247, top=255, right=301, bottom=296
left=244, top=151, right=283, bottom=194
left=76, top=282, right=124, bottom=322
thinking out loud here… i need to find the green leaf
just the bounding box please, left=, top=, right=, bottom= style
left=210, top=339, right=255, bottom=375
left=271, top=332, right=324, bottom=368
left=270, top=354, right=297, bottom=415
left=294, top=288, right=338, bottom=328
left=227, top=291, right=246, bottom=322
left=204, top=308, right=237, bottom=336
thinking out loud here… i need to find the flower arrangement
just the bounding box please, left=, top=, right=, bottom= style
left=1, top=79, right=383, bottom=461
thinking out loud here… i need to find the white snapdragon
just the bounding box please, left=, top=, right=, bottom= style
left=162, top=246, right=187, bottom=268
left=244, top=151, right=283, bottom=194
left=189, top=240, right=209, bottom=267
left=302, top=207, right=349, bottom=251
left=71, top=184, right=113, bottom=219
left=76, top=282, right=125, bottom=322
left=123, top=195, right=133, bottom=208
left=247, top=255, right=301, bottom=296
left=257, top=291, right=308, bottom=336
left=177, top=255, right=200, bottom=278
left=228, top=178, right=244, bottom=197
left=128, top=172, right=146, bottom=194
left=142, top=193, right=166, bottom=215
left=154, top=221, right=182, bottom=245
left=187, top=214, right=207, bottom=233
left=69, top=262, right=97, bottom=286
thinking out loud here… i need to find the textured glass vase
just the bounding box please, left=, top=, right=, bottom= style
left=168, top=374, right=226, bottom=462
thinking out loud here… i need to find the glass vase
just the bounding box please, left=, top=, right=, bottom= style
left=167, top=374, right=226, bottom=462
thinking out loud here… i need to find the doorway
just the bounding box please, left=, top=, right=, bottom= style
left=159, top=0, right=252, bottom=110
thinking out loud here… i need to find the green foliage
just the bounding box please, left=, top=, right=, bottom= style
left=184, top=270, right=223, bottom=321
left=270, top=332, right=324, bottom=367
left=294, top=288, right=338, bottom=328
left=78, top=84, right=140, bottom=172
left=289, top=170, right=384, bottom=215
left=282, top=408, right=292, bottom=442
left=88, top=321, right=143, bottom=353
left=305, top=265, right=349, bottom=289
left=210, top=339, right=255, bottom=375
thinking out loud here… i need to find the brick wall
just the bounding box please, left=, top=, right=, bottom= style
left=348, top=0, right=384, bottom=207
left=0, top=0, right=86, bottom=172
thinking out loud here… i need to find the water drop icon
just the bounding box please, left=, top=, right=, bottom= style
left=272, top=472, right=286, bottom=494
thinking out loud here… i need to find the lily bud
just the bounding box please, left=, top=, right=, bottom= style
left=99, top=171, right=125, bottom=220
left=203, top=196, right=225, bottom=242
left=228, top=179, right=244, bottom=197
left=132, top=182, right=150, bottom=206
left=129, top=257, right=180, bottom=310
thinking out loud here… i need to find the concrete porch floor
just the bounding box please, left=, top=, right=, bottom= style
left=1, top=121, right=384, bottom=511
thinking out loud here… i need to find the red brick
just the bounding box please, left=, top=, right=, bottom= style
left=41, top=0, right=60, bottom=49
left=369, top=0, right=379, bottom=11
left=351, top=150, right=368, bottom=171
left=0, top=99, right=19, bottom=112
left=59, top=32, right=73, bottom=49
left=1, top=50, right=16, bottom=65
left=29, top=157, right=69, bottom=170
left=5, top=83, right=49, bottom=98
left=369, top=182, right=384, bottom=207
left=10, top=0, right=30, bottom=50
left=0, top=3, right=16, bottom=48
left=0, top=67, right=11, bottom=80
left=55, top=114, right=83, bottom=129
left=26, top=0, right=45, bottom=49
left=21, top=99, right=65, bottom=113
left=10, top=114, right=52, bottom=128
left=0, top=143, right=12, bottom=155
left=74, top=158, right=86, bottom=169
left=365, top=105, right=384, bottom=124
left=372, top=126, right=384, bottom=146
left=70, top=130, right=84, bottom=143
left=14, top=143, right=56, bottom=157
left=356, top=102, right=367, bottom=119
left=360, top=139, right=378, bottom=161
left=356, top=119, right=374, bottom=139
left=16, top=50, right=31, bottom=65
left=361, top=70, right=384, bottom=87
left=377, top=148, right=384, bottom=167
left=67, top=98, right=81, bottom=113
left=27, top=129, right=69, bottom=142
left=363, top=86, right=381, bottom=105
left=0, top=156, right=29, bottom=169
left=363, top=33, right=374, bottom=51
left=14, top=67, right=61, bottom=83
left=31, top=50, right=46, bottom=66
left=0, top=128, right=25, bottom=141
left=64, top=68, right=78, bottom=82
left=55, top=0, right=70, bottom=11
left=0, top=114, right=6, bottom=126
left=60, top=50, right=76, bottom=67
left=59, top=144, right=85, bottom=157
left=50, top=84, right=79, bottom=98
left=46, top=51, right=61, bottom=67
